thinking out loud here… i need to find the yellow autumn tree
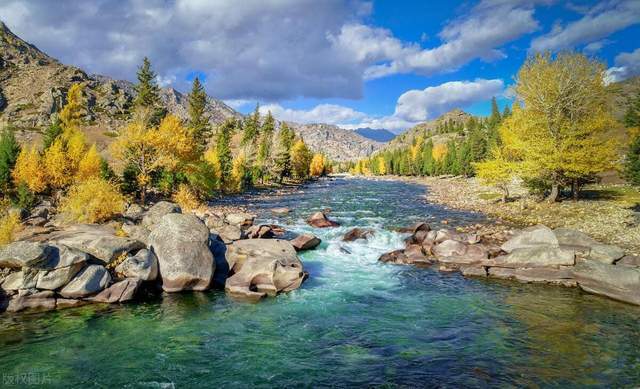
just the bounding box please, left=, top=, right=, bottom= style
left=172, top=183, right=201, bottom=212
left=505, top=52, right=618, bottom=201
left=432, top=143, right=448, bottom=162
left=290, top=139, right=312, bottom=180
left=204, top=147, right=222, bottom=185
left=42, top=138, right=70, bottom=189
left=474, top=147, right=517, bottom=203
left=60, top=177, right=125, bottom=223
left=110, top=116, right=160, bottom=204
left=231, top=153, right=249, bottom=192
left=12, top=145, right=47, bottom=193
left=76, top=144, right=102, bottom=181
left=59, top=83, right=85, bottom=132
left=377, top=155, right=387, bottom=175
left=153, top=114, right=199, bottom=174
left=309, top=153, right=326, bottom=177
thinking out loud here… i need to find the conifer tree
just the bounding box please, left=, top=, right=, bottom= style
left=43, top=117, right=63, bottom=150
left=0, top=127, right=20, bottom=193
left=255, top=111, right=275, bottom=183
left=59, top=83, right=85, bottom=131
left=134, top=57, right=161, bottom=109
left=274, top=123, right=295, bottom=182
left=624, top=135, right=640, bottom=186
left=290, top=139, right=312, bottom=180
left=43, top=139, right=70, bottom=189
left=12, top=145, right=47, bottom=194
left=242, top=104, right=260, bottom=146
left=188, top=76, right=211, bottom=150
left=624, top=90, right=640, bottom=128
left=76, top=144, right=103, bottom=181
left=216, top=119, right=235, bottom=188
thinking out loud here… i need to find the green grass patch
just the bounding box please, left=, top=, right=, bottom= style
left=478, top=192, right=501, bottom=201
left=580, top=184, right=640, bottom=206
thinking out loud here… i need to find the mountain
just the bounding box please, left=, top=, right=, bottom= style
left=354, top=128, right=396, bottom=143
left=382, top=108, right=472, bottom=151
left=288, top=123, right=383, bottom=162
left=0, top=21, right=240, bottom=136
left=0, top=21, right=380, bottom=161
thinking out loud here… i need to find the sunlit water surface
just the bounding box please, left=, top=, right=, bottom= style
left=1, top=178, right=639, bottom=388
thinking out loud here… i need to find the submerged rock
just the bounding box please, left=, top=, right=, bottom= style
left=307, top=212, right=340, bottom=228
left=343, top=228, right=375, bottom=242
left=149, top=213, right=214, bottom=292
left=290, top=234, right=321, bottom=251
left=225, top=239, right=307, bottom=301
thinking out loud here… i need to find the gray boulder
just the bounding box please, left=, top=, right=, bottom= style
left=514, top=267, right=576, bottom=286
left=617, top=255, right=640, bottom=267
left=501, top=225, right=558, bottom=253
left=0, top=241, right=50, bottom=269
left=60, top=265, right=111, bottom=298
left=573, top=260, right=640, bottom=306
left=1, top=269, right=38, bottom=291
left=216, top=224, right=243, bottom=244
left=343, top=228, right=375, bottom=242
left=35, top=245, right=89, bottom=290
left=225, top=239, right=307, bottom=301
left=123, top=203, right=145, bottom=221
left=554, top=228, right=624, bottom=264
left=53, top=225, right=145, bottom=265
left=121, top=223, right=151, bottom=245
left=141, top=201, right=181, bottom=230
left=588, top=244, right=625, bottom=264
left=487, top=246, right=575, bottom=268
left=6, top=290, right=56, bottom=313
left=225, top=212, right=255, bottom=227
left=432, top=240, right=468, bottom=258
left=115, top=249, right=158, bottom=281
left=149, top=213, right=214, bottom=292
left=88, top=278, right=142, bottom=303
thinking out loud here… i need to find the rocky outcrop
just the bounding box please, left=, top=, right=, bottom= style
left=0, top=241, right=50, bottom=269
left=148, top=213, right=214, bottom=292
left=225, top=239, right=307, bottom=301
left=307, top=212, right=340, bottom=228
left=289, top=122, right=383, bottom=162
left=379, top=223, right=639, bottom=306
left=290, top=234, right=322, bottom=251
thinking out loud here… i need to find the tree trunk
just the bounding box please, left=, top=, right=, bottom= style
left=140, top=186, right=146, bottom=205
left=547, top=183, right=559, bottom=203
left=571, top=178, right=579, bottom=201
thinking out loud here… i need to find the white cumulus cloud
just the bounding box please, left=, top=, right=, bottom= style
left=531, top=0, right=640, bottom=52
left=605, top=48, right=640, bottom=84
left=259, top=104, right=368, bottom=125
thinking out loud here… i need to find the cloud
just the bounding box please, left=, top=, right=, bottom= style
left=332, top=0, right=545, bottom=79
left=270, top=79, right=504, bottom=133
left=1, top=0, right=542, bottom=101
left=0, top=0, right=367, bottom=101
left=259, top=104, right=367, bottom=125
left=531, top=0, right=640, bottom=52
left=605, top=48, right=640, bottom=83
left=394, top=79, right=504, bottom=122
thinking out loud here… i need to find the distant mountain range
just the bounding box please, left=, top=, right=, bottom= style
left=0, top=21, right=379, bottom=161
left=354, top=128, right=396, bottom=143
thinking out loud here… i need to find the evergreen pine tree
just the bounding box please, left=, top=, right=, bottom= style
left=216, top=119, right=235, bottom=188
left=242, top=104, right=260, bottom=146
left=43, top=117, right=63, bottom=150
left=502, top=105, right=512, bottom=119
left=134, top=57, right=161, bottom=109
left=255, top=111, right=275, bottom=183
left=0, top=127, right=21, bottom=193
left=274, top=123, right=295, bottom=183
left=489, top=96, right=501, bottom=127
left=625, top=135, right=640, bottom=186
left=188, top=76, right=211, bottom=150
left=624, top=91, right=640, bottom=128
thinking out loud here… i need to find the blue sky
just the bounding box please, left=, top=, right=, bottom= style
left=2, top=0, right=639, bottom=133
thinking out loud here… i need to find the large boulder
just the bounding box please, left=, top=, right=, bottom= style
left=115, top=249, right=158, bottom=281
left=123, top=203, right=145, bottom=221
left=343, top=228, right=375, bottom=242
left=6, top=290, right=56, bottom=313
left=290, top=234, right=321, bottom=251
left=53, top=225, right=145, bottom=265
left=487, top=246, right=575, bottom=268
left=216, top=224, right=243, bottom=244
left=121, top=224, right=151, bottom=246
left=432, top=240, right=468, bottom=258
left=88, top=278, right=142, bottom=303
left=149, top=213, right=214, bottom=292
left=60, top=265, right=111, bottom=298
left=307, top=212, right=339, bottom=228
left=554, top=228, right=624, bottom=264
left=0, top=241, right=50, bottom=269
left=225, top=239, right=307, bottom=301
left=573, top=260, right=640, bottom=305
left=33, top=245, right=89, bottom=290
left=225, top=212, right=255, bottom=227
left=245, top=225, right=276, bottom=239
left=141, top=201, right=181, bottom=230
left=501, top=225, right=558, bottom=253
left=1, top=269, right=38, bottom=291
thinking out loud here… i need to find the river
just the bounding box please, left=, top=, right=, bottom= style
left=0, top=177, right=639, bottom=387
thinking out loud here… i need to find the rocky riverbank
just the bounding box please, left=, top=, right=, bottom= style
left=0, top=201, right=323, bottom=314
left=375, top=222, right=640, bottom=306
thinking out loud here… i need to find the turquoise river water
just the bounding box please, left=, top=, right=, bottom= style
left=0, top=177, right=639, bottom=388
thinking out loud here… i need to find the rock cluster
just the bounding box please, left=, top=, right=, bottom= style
left=0, top=202, right=323, bottom=314
left=379, top=223, right=640, bottom=306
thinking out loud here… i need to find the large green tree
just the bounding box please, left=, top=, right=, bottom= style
left=0, top=127, right=20, bottom=193
left=188, top=76, right=211, bottom=151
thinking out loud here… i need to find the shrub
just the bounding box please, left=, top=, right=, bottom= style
left=60, top=177, right=125, bottom=223
left=0, top=210, right=21, bottom=245
left=172, top=183, right=201, bottom=212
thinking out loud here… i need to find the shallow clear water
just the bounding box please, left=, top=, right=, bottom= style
left=1, top=177, right=639, bottom=388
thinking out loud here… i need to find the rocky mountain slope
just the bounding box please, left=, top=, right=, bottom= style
left=288, top=123, right=383, bottom=162
left=354, top=127, right=396, bottom=143
left=382, top=108, right=473, bottom=151
left=0, top=21, right=239, bottom=132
